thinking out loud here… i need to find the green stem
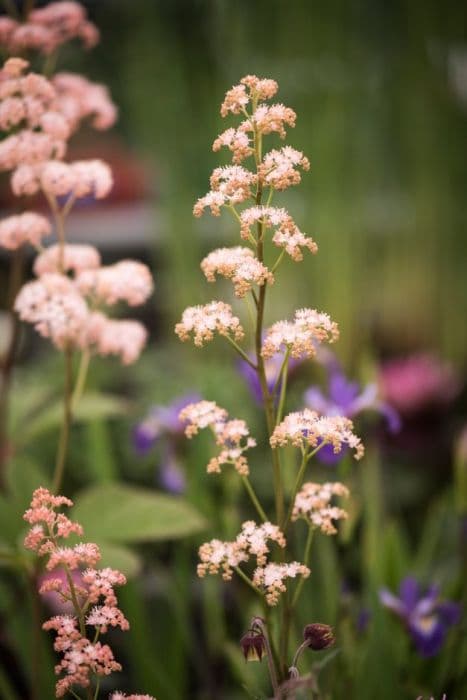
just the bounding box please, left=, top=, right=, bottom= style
left=275, top=351, right=290, bottom=424
left=253, top=125, right=284, bottom=526
left=242, top=475, right=268, bottom=522
left=292, top=526, right=314, bottom=607
left=51, top=347, right=73, bottom=494
left=271, top=248, right=286, bottom=274
left=71, top=350, right=91, bottom=408
left=224, top=335, right=256, bottom=368
left=279, top=590, right=292, bottom=682
left=234, top=566, right=263, bottom=597
left=281, top=444, right=326, bottom=534
left=92, top=679, right=100, bottom=700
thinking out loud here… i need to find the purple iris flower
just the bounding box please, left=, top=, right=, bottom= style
left=379, top=577, right=461, bottom=657
left=304, top=354, right=401, bottom=464
left=133, top=393, right=200, bottom=493
left=133, top=393, right=200, bottom=455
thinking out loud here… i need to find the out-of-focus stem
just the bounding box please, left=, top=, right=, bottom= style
left=275, top=350, right=290, bottom=424
left=282, top=444, right=324, bottom=534
left=242, top=475, right=268, bottom=522
left=0, top=248, right=24, bottom=485
left=52, top=346, right=73, bottom=494
left=72, top=350, right=91, bottom=409
left=292, top=526, right=313, bottom=607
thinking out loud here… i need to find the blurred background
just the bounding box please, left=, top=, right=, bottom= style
left=0, top=1, right=466, bottom=699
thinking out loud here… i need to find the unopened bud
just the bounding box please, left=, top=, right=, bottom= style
left=240, top=630, right=266, bottom=662
left=303, top=623, right=335, bottom=650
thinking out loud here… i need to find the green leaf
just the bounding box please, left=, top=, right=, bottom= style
left=72, top=483, right=206, bottom=543
left=20, top=392, right=129, bottom=442
left=97, top=541, right=141, bottom=578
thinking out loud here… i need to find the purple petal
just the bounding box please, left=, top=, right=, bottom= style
left=399, top=577, right=420, bottom=610
left=414, top=584, right=440, bottom=617
left=304, top=387, right=334, bottom=415
left=347, top=383, right=379, bottom=416
left=437, top=601, right=462, bottom=626
left=238, top=360, right=264, bottom=405
left=328, top=370, right=360, bottom=409
left=133, top=424, right=158, bottom=455
left=159, top=449, right=186, bottom=494
left=409, top=618, right=445, bottom=657
left=379, top=589, right=407, bottom=617
left=316, top=441, right=348, bottom=465
left=376, top=401, right=402, bottom=433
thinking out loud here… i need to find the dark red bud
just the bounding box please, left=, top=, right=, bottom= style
left=240, top=631, right=266, bottom=662
left=303, top=623, right=335, bottom=650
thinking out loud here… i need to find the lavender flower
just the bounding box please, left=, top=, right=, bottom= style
left=379, top=577, right=461, bottom=657
left=133, top=393, right=200, bottom=493
left=304, top=353, right=400, bottom=464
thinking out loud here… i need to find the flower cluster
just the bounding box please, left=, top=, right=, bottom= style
left=0, top=1, right=99, bottom=56
left=253, top=562, right=310, bottom=606
left=262, top=308, right=339, bottom=360
left=24, top=488, right=128, bottom=697
left=193, top=165, right=256, bottom=217
left=197, top=520, right=285, bottom=581
left=220, top=75, right=278, bottom=117
left=0, top=53, right=149, bottom=365
left=15, top=254, right=151, bottom=362
left=292, top=482, right=349, bottom=534
left=175, top=301, right=244, bottom=347
left=179, top=400, right=256, bottom=475
left=0, top=212, right=51, bottom=250
left=201, top=246, right=274, bottom=297
left=240, top=206, right=318, bottom=261
left=270, top=409, right=364, bottom=459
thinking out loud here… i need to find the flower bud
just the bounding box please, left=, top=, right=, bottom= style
left=240, top=630, right=266, bottom=662
left=303, top=623, right=335, bottom=650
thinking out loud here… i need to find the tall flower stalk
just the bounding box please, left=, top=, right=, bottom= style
left=176, top=75, right=364, bottom=694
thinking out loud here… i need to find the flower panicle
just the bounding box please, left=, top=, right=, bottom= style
left=179, top=400, right=255, bottom=475
left=23, top=487, right=133, bottom=697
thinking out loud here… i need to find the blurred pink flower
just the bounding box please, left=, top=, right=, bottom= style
left=379, top=354, right=460, bottom=416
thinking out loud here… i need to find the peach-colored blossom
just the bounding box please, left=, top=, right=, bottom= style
left=259, top=146, right=310, bottom=190
left=76, top=260, right=153, bottom=306
left=253, top=562, right=310, bottom=606
left=84, top=311, right=148, bottom=365
left=14, top=273, right=89, bottom=350
left=0, top=212, right=51, bottom=250
left=262, top=308, right=339, bottom=360
left=52, top=72, right=117, bottom=131
left=292, top=482, right=350, bottom=534
left=175, top=301, right=244, bottom=347
left=270, top=408, right=364, bottom=459
left=200, top=246, right=273, bottom=297
left=34, top=243, right=101, bottom=276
